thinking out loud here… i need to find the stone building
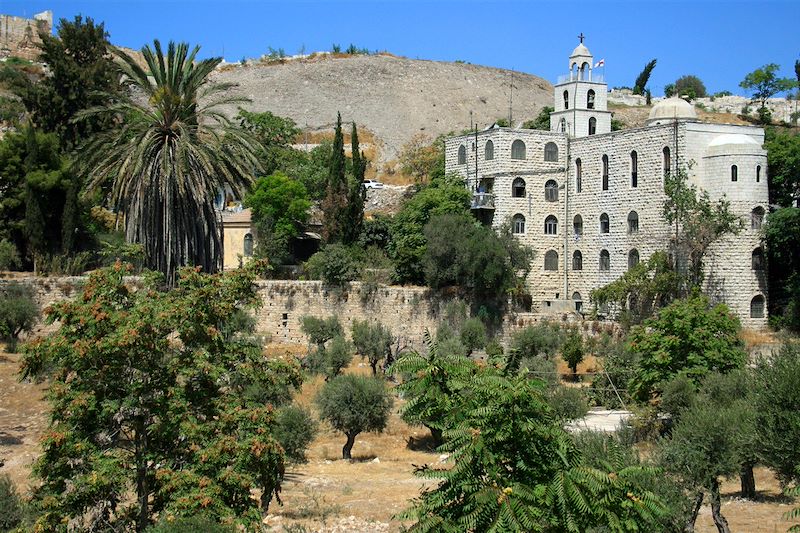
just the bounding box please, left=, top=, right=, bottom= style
left=445, top=40, right=768, bottom=328
left=0, top=11, right=52, bottom=61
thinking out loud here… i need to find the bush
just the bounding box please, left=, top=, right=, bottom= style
left=305, top=244, right=360, bottom=286
left=459, top=317, right=486, bottom=355
left=0, top=282, right=39, bottom=352
left=305, top=335, right=353, bottom=380
left=510, top=321, right=564, bottom=361
left=561, top=331, right=584, bottom=378
left=274, top=405, right=318, bottom=464
left=316, top=374, right=393, bottom=459
left=548, top=385, right=589, bottom=422
left=300, top=315, right=342, bottom=348
left=0, top=240, right=21, bottom=271
left=0, top=474, right=23, bottom=532
left=659, top=374, right=697, bottom=423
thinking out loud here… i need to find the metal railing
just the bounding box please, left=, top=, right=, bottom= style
left=557, top=73, right=605, bottom=85
left=471, top=192, right=495, bottom=209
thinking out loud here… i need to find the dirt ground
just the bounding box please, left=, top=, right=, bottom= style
left=1, top=347, right=797, bottom=532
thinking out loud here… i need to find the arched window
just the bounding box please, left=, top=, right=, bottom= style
left=599, top=250, right=610, bottom=271
left=511, top=139, right=526, bottom=160
left=544, top=142, right=558, bottom=162
left=485, top=140, right=494, bottom=160
left=600, top=213, right=610, bottom=234
left=243, top=233, right=254, bottom=257
left=602, top=154, right=609, bottom=190
left=545, top=215, right=558, bottom=235
left=573, top=214, right=583, bottom=236
left=756, top=165, right=761, bottom=183
left=559, top=118, right=566, bottom=133
left=752, top=247, right=764, bottom=270
left=751, top=206, right=765, bottom=229
left=575, top=158, right=582, bottom=192
left=731, top=165, right=738, bottom=182
left=627, top=211, right=639, bottom=233
left=630, top=150, right=638, bottom=187
left=587, top=89, right=595, bottom=109
left=572, top=250, right=583, bottom=270
left=512, top=178, right=526, bottom=198
left=544, top=179, right=559, bottom=202
left=544, top=250, right=558, bottom=271
left=750, top=295, right=765, bottom=318
left=563, top=90, right=569, bottom=109
left=628, top=249, right=640, bottom=269
left=589, top=117, right=597, bottom=135
left=573, top=291, right=583, bottom=312
left=457, top=145, right=466, bottom=165
left=512, top=214, right=526, bottom=234
left=663, top=146, right=671, bottom=176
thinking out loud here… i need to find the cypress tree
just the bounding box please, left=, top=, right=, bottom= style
left=342, top=122, right=366, bottom=245
left=322, top=112, right=348, bottom=242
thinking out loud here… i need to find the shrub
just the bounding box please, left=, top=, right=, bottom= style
left=274, top=405, right=318, bottom=464
left=548, top=385, right=589, bottom=422
left=305, top=244, right=360, bottom=286
left=561, top=331, right=584, bottom=379
left=0, top=239, right=21, bottom=271
left=305, top=335, right=353, bottom=381
left=0, top=282, right=39, bottom=352
left=146, top=515, right=237, bottom=532
left=0, top=474, right=23, bottom=532
left=510, top=321, right=564, bottom=361
left=300, top=315, right=342, bottom=348
left=316, top=374, right=393, bottom=459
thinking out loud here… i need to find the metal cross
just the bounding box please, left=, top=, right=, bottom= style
left=578, top=33, right=585, bottom=44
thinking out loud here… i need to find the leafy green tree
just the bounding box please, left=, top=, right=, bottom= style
left=274, top=404, right=318, bottom=464
left=765, top=128, right=800, bottom=207
left=244, top=171, right=311, bottom=266
left=561, top=331, right=585, bottom=379
left=633, top=59, right=657, bottom=95
left=628, top=294, right=746, bottom=401
left=459, top=317, right=487, bottom=356
left=304, top=244, right=361, bottom=286
left=20, top=263, right=294, bottom=531
left=763, top=207, right=800, bottom=331
left=315, top=374, right=393, bottom=459
left=389, top=175, right=471, bottom=284
left=306, top=335, right=354, bottom=380
left=670, top=75, right=707, bottom=99
left=754, top=342, right=800, bottom=486
left=238, top=109, right=301, bottom=175
left=663, top=168, right=743, bottom=289
left=398, top=369, right=665, bottom=532
left=522, top=106, right=554, bottom=130
left=300, top=315, right=343, bottom=348
left=0, top=282, right=39, bottom=353
left=78, top=40, right=261, bottom=285
left=739, top=63, right=794, bottom=122
left=591, top=251, right=683, bottom=326
left=7, top=16, right=119, bottom=149
left=510, top=321, right=565, bottom=366
left=342, top=122, right=367, bottom=245
left=351, top=319, right=393, bottom=375
left=392, top=334, right=478, bottom=445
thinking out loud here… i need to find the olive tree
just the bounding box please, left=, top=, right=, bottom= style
left=315, top=374, right=393, bottom=459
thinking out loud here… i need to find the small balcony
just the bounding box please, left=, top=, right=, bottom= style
left=471, top=192, right=495, bottom=210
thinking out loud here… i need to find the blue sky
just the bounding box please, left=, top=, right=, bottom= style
left=6, top=1, right=799, bottom=97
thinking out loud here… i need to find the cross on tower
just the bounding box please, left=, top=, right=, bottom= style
left=578, top=32, right=585, bottom=44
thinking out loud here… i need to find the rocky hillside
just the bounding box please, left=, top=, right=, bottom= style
left=212, top=53, right=553, bottom=168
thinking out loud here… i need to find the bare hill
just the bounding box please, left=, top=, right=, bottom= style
left=212, top=54, right=553, bottom=168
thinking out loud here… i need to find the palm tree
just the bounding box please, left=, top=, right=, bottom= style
left=78, top=40, right=261, bottom=284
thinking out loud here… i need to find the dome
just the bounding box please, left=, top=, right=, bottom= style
left=707, top=133, right=759, bottom=147
left=570, top=43, right=591, bottom=57
left=647, top=97, right=698, bottom=125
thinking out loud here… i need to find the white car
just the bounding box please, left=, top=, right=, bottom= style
left=362, top=179, right=384, bottom=189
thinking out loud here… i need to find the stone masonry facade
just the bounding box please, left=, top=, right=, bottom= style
left=0, top=11, right=51, bottom=61
left=445, top=40, right=769, bottom=329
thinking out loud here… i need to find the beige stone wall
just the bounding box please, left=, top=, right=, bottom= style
left=0, top=11, right=51, bottom=61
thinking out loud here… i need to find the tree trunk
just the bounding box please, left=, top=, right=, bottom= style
left=710, top=478, right=731, bottom=533
left=429, top=426, right=443, bottom=448
left=685, top=491, right=703, bottom=532
left=342, top=431, right=358, bottom=460
left=740, top=462, right=756, bottom=499
left=370, top=359, right=378, bottom=376
left=135, top=420, right=149, bottom=533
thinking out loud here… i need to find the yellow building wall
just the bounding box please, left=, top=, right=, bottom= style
left=222, top=225, right=254, bottom=271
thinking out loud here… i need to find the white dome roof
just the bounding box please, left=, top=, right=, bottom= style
left=708, top=133, right=759, bottom=147
left=570, top=43, right=591, bottom=57
left=647, top=97, right=698, bottom=124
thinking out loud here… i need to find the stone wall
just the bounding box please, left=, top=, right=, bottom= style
left=0, top=11, right=51, bottom=61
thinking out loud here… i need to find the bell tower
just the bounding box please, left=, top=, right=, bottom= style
left=549, top=35, right=612, bottom=138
